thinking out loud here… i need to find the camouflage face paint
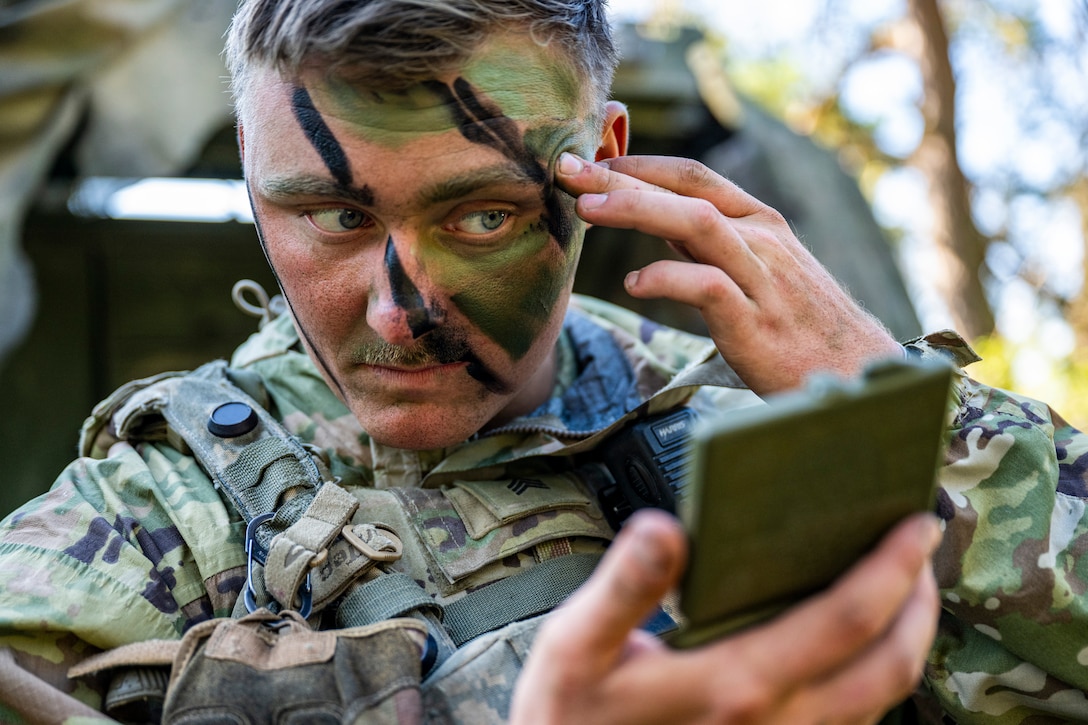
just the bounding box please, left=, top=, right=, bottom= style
left=417, top=77, right=581, bottom=360
left=291, top=87, right=353, bottom=187
left=313, top=37, right=582, bottom=150
left=424, top=78, right=575, bottom=251
left=350, top=313, right=508, bottom=394
left=292, top=38, right=591, bottom=371
left=384, top=235, right=441, bottom=339
left=449, top=233, right=571, bottom=361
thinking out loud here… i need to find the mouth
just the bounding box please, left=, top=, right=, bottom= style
left=351, top=328, right=509, bottom=395
left=360, top=356, right=508, bottom=395
left=352, top=360, right=470, bottom=402
left=366, top=360, right=467, bottom=375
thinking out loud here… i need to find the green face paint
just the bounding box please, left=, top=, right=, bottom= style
left=420, top=117, right=590, bottom=361
left=460, top=37, right=583, bottom=121
left=426, top=214, right=573, bottom=361
left=314, top=80, right=462, bottom=148
left=309, top=36, right=585, bottom=149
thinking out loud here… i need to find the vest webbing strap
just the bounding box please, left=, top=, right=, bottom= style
left=442, top=552, right=602, bottom=646
left=336, top=573, right=444, bottom=629
left=221, top=436, right=319, bottom=549
left=113, top=361, right=323, bottom=552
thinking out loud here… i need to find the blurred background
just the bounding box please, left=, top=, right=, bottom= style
left=1, top=0, right=1085, bottom=517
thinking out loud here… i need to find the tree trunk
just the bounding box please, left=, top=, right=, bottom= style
left=905, top=0, right=995, bottom=340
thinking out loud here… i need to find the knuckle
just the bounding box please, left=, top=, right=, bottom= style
left=757, top=206, right=788, bottom=227
left=709, top=680, right=777, bottom=725
left=833, top=599, right=888, bottom=644
left=616, top=154, right=642, bottom=174
left=689, top=198, right=721, bottom=230
left=677, top=158, right=716, bottom=188
left=601, top=166, right=627, bottom=192
left=700, top=273, right=732, bottom=304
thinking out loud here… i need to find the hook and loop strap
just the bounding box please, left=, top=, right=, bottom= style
left=265, top=483, right=358, bottom=610
left=335, top=573, right=444, bottom=629
left=442, top=552, right=602, bottom=646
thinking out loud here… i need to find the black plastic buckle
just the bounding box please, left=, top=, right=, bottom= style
left=243, top=512, right=313, bottom=618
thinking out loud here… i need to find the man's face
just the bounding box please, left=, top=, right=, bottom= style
left=242, top=35, right=596, bottom=449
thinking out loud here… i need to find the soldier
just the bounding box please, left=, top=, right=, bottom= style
left=0, top=0, right=1085, bottom=723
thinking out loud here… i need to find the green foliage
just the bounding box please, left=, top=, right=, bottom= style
left=969, top=334, right=1088, bottom=431
left=727, top=57, right=807, bottom=118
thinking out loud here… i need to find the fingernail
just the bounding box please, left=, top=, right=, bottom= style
left=558, top=152, right=583, bottom=175
left=624, top=270, right=640, bottom=289
left=919, top=514, right=943, bottom=554
left=580, top=193, right=607, bottom=210
left=625, top=513, right=674, bottom=573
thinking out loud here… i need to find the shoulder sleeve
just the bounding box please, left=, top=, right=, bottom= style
left=926, top=369, right=1088, bottom=722
left=0, top=440, right=245, bottom=717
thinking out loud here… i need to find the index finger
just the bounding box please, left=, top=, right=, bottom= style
left=554, top=152, right=674, bottom=198
left=534, top=509, right=686, bottom=675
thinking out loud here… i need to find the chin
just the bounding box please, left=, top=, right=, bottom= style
left=369, top=427, right=473, bottom=451
left=355, top=404, right=492, bottom=451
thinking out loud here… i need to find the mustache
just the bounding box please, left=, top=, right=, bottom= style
left=351, top=334, right=469, bottom=367
left=350, top=329, right=509, bottom=394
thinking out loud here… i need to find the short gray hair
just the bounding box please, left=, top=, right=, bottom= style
left=225, top=0, right=618, bottom=120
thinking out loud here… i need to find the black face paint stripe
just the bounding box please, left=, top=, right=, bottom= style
left=384, top=236, right=439, bottom=339
left=426, top=78, right=575, bottom=251
left=542, top=180, right=574, bottom=250
left=291, top=86, right=353, bottom=188
left=429, top=79, right=543, bottom=182
left=451, top=78, right=544, bottom=179
left=252, top=190, right=509, bottom=396
left=422, top=329, right=510, bottom=394
left=463, top=356, right=507, bottom=394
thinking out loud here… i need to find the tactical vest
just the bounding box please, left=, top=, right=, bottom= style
left=67, top=321, right=745, bottom=723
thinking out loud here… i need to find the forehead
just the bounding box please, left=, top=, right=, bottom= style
left=247, top=34, right=587, bottom=150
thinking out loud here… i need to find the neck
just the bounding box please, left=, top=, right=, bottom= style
left=481, top=343, right=559, bottom=433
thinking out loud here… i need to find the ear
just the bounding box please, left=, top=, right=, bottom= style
left=237, top=123, right=246, bottom=163
left=594, top=100, right=629, bottom=162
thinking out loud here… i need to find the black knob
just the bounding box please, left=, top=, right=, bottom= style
left=207, top=401, right=259, bottom=437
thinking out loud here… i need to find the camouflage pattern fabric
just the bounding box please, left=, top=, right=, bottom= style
left=0, top=296, right=1085, bottom=723
left=908, top=333, right=1088, bottom=722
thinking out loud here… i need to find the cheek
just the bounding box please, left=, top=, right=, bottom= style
left=428, top=224, right=578, bottom=360
left=259, top=219, right=368, bottom=334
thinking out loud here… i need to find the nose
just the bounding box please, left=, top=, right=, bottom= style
left=365, top=235, right=443, bottom=345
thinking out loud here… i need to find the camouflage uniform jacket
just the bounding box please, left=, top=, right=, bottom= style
left=0, top=294, right=1086, bottom=723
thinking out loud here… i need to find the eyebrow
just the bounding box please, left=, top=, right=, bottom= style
left=257, top=162, right=544, bottom=210
left=419, top=163, right=543, bottom=206
left=257, top=176, right=375, bottom=207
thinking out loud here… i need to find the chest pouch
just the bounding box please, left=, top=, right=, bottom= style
left=71, top=609, right=428, bottom=725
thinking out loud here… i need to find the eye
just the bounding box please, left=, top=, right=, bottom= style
left=307, top=208, right=370, bottom=233
left=452, top=210, right=509, bottom=235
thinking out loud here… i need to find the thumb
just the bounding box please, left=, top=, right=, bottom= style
left=544, top=509, right=687, bottom=672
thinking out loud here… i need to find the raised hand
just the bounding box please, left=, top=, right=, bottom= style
left=556, top=153, right=905, bottom=395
